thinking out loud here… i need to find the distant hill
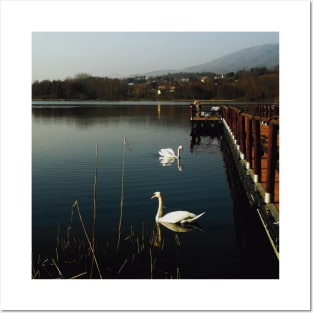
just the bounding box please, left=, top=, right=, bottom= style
left=182, top=43, right=279, bottom=74
left=144, top=69, right=180, bottom=77
left=144, top=43, right=279, bottom=77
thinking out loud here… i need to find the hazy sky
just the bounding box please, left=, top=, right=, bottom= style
left=32, top=32, right=278, bottom=82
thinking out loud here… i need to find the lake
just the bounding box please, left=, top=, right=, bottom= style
left=32, top=101, right=278, bottom=279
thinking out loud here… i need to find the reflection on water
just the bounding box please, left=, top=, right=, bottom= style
left=159, top=157, right=183, bottom=171
left=221, top=137, right=279, bottom=276
left=32, top=103, right=278, bottom=279
left=160, top=221, right=202, bottom=233
left=32, top=104, right=189, bottom=129
left=152, top=221, right=201, bottom=248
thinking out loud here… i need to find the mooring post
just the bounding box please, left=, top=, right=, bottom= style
left=265, top=120, right=279, bottom=203
left=252, top=118, right=261, bottom=182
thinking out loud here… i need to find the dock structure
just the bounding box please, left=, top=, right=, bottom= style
left=190, top=103, right=279, bottom=259
left=189, top=104, right=223, bottom=136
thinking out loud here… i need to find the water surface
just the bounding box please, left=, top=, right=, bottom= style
left=32, top=102, right=278, bottom=278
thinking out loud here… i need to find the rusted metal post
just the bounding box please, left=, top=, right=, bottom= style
left=265, top=121, right=279, bottom=203
left=252, top=118, right=261, bottom=182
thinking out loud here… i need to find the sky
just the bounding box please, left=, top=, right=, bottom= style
left=32, top=32, right=279, bottom=82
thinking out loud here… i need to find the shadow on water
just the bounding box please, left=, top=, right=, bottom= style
left=220, top=132, right=279, bottom=278
left=189, top=124, right=279, bottom=278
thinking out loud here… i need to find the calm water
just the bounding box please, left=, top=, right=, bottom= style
left=32, top=101, right=278, bottom=279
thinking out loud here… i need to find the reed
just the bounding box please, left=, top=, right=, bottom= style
left=116, top=137, right=128, bottom=253
left=33, top=211, right=182, bottom=278
left=32, top=138, right=186, bottom=279
left=70, top=272, right=88, bottom=279
left=56, top=223, right=60, bottom=263
left=90, top=141, right=98, bottom=278
left=52, top=258, right=63, bottom=278
left=149, top=248, right=153, bottom=278
left=72, top=200, right=103, bottom=279
left=117, top=258, right=128, bottom=275
left=32, top=264, right=40, bottom=279
left=175, top=234, right=181, bottom=247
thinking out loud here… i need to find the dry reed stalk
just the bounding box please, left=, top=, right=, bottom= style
left=70, top=272, right=88, bottom=279
left=141, top=222, right=145, bottom=251
left=150, top=248, right=153, bottom=279
left=116, top=137, right=128, bottom=252
left=124, top=224, right=135, bottom=240
left=141, top=222, right=145, bottom=241
left=117, top=258, right=128, bottom=275
left=72, top=200, right=103, bottom=279
left=52, top=258, right=63, bottom=278
left=175, top=234, right=181, bottom=247
left=90, top=141, right=99, bottom=278
left=32, top=264, right=40, bottom=279
left=136, top=237, right=140, bottom=254
left=32, top=269, right=40, bottom=279
left=56, top=223, right=60, bottom=263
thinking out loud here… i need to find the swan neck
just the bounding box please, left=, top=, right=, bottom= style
left=155, top=195, right=163, bottom=222
left=177, top=147, right=180, bottom=158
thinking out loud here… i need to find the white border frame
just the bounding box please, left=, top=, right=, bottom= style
left=0, top=1, right=311, bottom=311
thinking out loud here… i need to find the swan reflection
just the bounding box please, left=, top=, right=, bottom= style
left=152, top=221, right=203, bottom=248
left=159, top=157, right=183, bottom=171
left=160, top=221, right=199, bottom=232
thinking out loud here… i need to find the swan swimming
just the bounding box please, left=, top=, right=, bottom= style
left=158, top=146, right=183, bottom=159
left=150, top=191, right=205, bottom=224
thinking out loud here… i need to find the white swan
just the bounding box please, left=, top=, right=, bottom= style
left=159, top=145, right=183, bottom=159
left=150, top=191, right=205, bottom=224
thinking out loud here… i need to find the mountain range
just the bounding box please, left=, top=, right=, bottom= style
left=143, top=43, right=279, bottom=77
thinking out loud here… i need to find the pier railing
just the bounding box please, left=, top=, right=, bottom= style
left=188, top=102, right=279, bottom=256
left=254, top=104, right=279, bottom=121
left=221, top=105, right=279, bottom=207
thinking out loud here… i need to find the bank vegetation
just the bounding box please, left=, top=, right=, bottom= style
left=32, top=66, right=279, bottom=102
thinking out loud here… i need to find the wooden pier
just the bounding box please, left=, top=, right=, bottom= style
left=190, top=103, right=279, bottom=259
left=190, top=105, right=223, bottom=136
left=222, top=104, right=279, bottom=259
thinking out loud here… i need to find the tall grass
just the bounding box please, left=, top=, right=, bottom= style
left=72, top=200, right=103, bottom=279
left=90, top=141, right=98, bottom=278
left=116, top=137, right=128, bottom=253
left=32, top=138, right=182, bottom=279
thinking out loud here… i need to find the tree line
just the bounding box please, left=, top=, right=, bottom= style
left=32, top=66, right=279, bottom=102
